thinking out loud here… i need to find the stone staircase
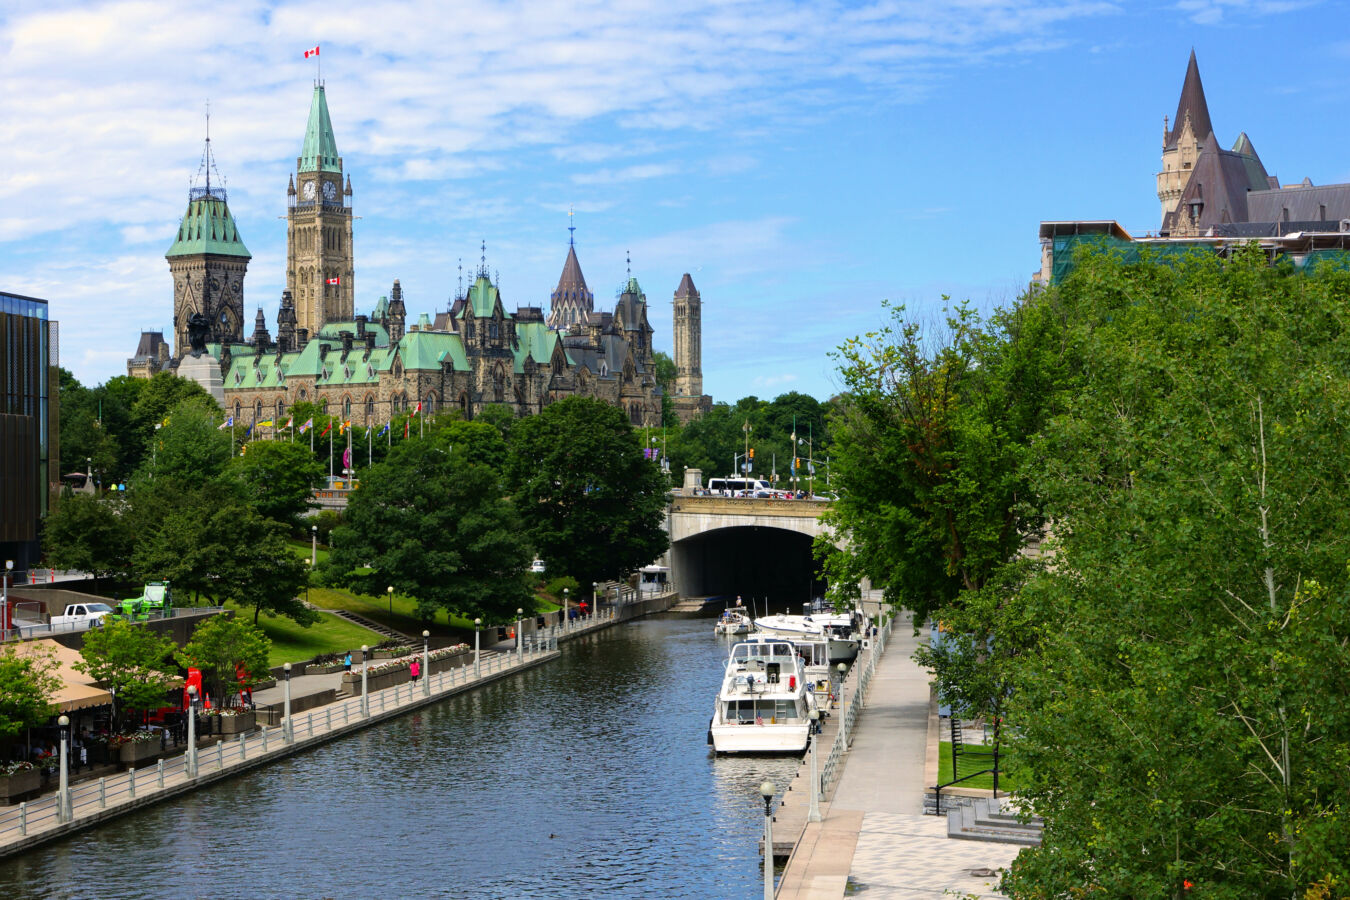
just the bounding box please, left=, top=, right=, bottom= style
left=947, top=797, right=1044, bottom=846
left=325, top=609, right=411, bottom=643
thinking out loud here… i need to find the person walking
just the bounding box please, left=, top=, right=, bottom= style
left=409, top=658, right=420, bottom=683
left=343, top=651, right=352, bottom=673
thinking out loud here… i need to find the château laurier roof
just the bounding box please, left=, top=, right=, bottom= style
left=299, top=84, right=341, bottom=174
left=1166, top=50, right=1213, bottom=150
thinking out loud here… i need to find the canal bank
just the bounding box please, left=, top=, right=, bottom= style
left=0, top=594, right=677, bottom=862
left=0, top=607, right=802, bottom=900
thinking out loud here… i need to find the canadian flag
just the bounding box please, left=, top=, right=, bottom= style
left=326, top=276, right=340, bottom=285
left=304, top=45, right=320, bottom=59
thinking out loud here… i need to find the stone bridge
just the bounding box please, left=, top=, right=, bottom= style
left=665, top=495, right=835, bottom=601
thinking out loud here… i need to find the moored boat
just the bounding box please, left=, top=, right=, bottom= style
left=708, top=637, right=816, bottom=754
left=753, top=614, right=861, bottom=663
left=714, top=601, right=752, bottom=635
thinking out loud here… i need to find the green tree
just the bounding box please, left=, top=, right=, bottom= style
left=326, top=440, right=532, bottom=622
left=1003, top=248, right=1350, bottom=897
left=0, top=645, right=60, bottom=739
left=176, top=615, right=272, bottom=707
left=507, top=396, right=669, bottom=596
left=226, top=439, right=323, bottom=526
left=41, top=493, right=134, bottom=592
left=475, top=403, right=516, bottom=441
left=144, top=399, right=231, bottom=481
left=76, top=620, right=177, bottom=731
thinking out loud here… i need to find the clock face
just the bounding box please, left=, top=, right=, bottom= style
left=323, top=180, right=337, bottom=201
left=302, top=180, right=316, bottom=200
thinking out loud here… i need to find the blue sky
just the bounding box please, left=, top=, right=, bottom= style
left=2, top=0, right=1346, bottom=402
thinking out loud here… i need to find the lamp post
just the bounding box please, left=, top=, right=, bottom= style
left=837, top=662, right=849, bottom=744
left=186, top=684, right=198, bottom=778
left=807, top=709, right=822, bottom=822
left=283, top=662, right=293, bottom=743
left=2, top=559, right=12, bottom=641
left=474, top=618, right=482, bottom=679
left=760, top=780, right=775, bottom=900
left=421, top=630, right=431, bottom=697
left=360, top=645, right=370, bottom=717
left=517, top=609, right=524, bottom=664
left=57, top=715, right=70, bottom=822
left=387, top=585, right=394, bottom=621
left=311, top=525, right=318, bottom=568
left=562, top=588, right=568, bottom=630
left=592, top=582, right=599, bottom=620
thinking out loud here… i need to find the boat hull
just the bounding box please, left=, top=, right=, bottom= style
left=711, top=723, right=810, bottom=754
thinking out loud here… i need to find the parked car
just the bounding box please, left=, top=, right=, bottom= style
left=529, top=559, right=546, bottom=573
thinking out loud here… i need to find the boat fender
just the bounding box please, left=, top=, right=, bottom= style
left=789, top=675, right=796, bottom=690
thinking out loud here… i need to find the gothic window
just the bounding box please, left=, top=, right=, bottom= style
left=489, top=321, right=499, bottom=340
left=343, top=398, right=352, bottom=418
left=425, top=393, right=436, bottom=414
left=255, top=400, right=263, bottom=421
left=276, top=399, right=283, bottom=421
left=365, top=397, right=374, bottom=422
left=299, top=389, right=307, bottom=400
left=235, top=401, right=241, bottom=420
left=493, top=367, right=506, bottom=403
left=460, top=393, right=469, bottom=417
left=321, top=398, right=329, bottom=414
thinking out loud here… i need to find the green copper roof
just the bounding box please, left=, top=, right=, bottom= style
left=398, top=331, right=469, bottom=372
left=623, top=276, right=642, bottom=295
left=513, top=321, right=560, bottom=374
left=460, top=275, right=507, bottom=319
left=299, top=85, right=341, bottom=174
left=166, top=197, right=251, bottom=259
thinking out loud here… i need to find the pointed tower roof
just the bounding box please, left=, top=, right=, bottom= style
left=1166, top=50, right=1213, bottom=151
left=166, top=197, right=251, bottom=258
left=554, top=244, right=590, bottom=298
left=300, top=84, right=341, bottom=173
left=675, top=273, right=698, bottom=297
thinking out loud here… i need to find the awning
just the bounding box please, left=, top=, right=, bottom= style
left=12, top=639, right=112, bottom=713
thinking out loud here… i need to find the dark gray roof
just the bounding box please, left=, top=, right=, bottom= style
left=1167, top=50, right=1213, bottom=151
left=675, top=273, right=698, bottom=298
left=133, top=331, right=167, bottom=358
left=1247, top=183, right=1350, bottom=224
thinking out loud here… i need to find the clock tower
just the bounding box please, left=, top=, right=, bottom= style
left=287, top=83, right=354, bottom=341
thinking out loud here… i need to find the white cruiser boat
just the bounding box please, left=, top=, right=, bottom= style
left=709, top=637, right=817, bottom=754
left=714, top=602, right=753, bottom=636
left=754, top=614, right=860, bottom=663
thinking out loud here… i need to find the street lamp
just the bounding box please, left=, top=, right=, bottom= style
left=387, top=585, right=394, bottom=621
left=186, top=684, right=199, bottom=777
left=592, top=582, right=598, bottom=619
left=760, top=780, right=776, bottom=900
left=283, top=662, right=293, bottom=744
left=517, top=608, right=524, bottom=664
left=562, top=588, right=569, bottom=630
left=311, top=525, right=318, bottom=568
left=57, top=715, right=70, bottom=822
left=2, top=559, right=12, bottom=642
left=421, top=630, right=431, bottom=697
left=474, top=618, right=482, bottom=679
left=837, top=663, right=849, bottom=744
left=360, top=645, right=370, bottom=717
left=807, top=709, right=822, bottom=822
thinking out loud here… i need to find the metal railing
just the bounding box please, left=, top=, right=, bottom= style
left=0, top=618, right=618, bottom=848
left=3, top=607, right=226, bottom=642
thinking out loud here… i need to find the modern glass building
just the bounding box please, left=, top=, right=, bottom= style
left=0, top=290, right=58, bottom=574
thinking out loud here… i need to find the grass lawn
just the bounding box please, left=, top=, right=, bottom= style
left=225, top=602, right=383, bottom=667
left=938, top=741, right=1020, bottom=792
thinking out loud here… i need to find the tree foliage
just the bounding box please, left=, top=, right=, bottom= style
left=1001, top=248, right=1350, bottom=897
left=226, top=439, right=323, bottom=526
left=0, top=645, right=60, bottom=738
left=76, top=620, right=177, bottom=730
left=507, top=397, right=669, bottom=591
left=41, top=492, right=134, bottom=591
left=176, top=614, right=272, bottom=707
left=326, top=439, right=532, bottom=622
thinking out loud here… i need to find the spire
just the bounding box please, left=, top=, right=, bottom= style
left=169, top=115, right=250, bottom=260
left=546, top=237, right=594, bottom=331
left=299, top=84, right=341, bottom=173
left=568, top=205, right=575, bottom=246
left=1166, top=50, right=1213, bottom=151
left=675, top=273, right=698, bottom=298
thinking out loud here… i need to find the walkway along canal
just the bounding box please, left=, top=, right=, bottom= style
left=0, top=603, right=812, bottom=899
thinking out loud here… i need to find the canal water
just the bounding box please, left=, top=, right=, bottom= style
left=0, top=613, right=805, bottom=899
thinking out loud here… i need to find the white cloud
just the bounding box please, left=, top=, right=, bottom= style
left=1175, top=0, right=1321, bottom=24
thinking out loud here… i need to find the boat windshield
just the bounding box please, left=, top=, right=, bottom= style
left=731, top=641, right=794, bottom=661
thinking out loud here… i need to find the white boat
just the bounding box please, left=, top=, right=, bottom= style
left=709, top=637, right=817, bottom=754
left=754, top=614, right=861, bottom=663
left=714, top=603, right=752, bottom=635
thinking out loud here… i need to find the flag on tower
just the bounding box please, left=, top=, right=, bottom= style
left=304, top=45, right=319, bottom=59
left=326, top=276, right=341, bottom=285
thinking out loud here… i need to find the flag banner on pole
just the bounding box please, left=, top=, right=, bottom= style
left=413, top=402, right=421, bottom=416
left=404, top=420, right=409, bottom=439
left=378, top=422, right=390, bottom=437
left=258, top=420, right=273, bottom=429
left=285, top=416, right=294, bottom=429
left=299, top=418, right=313, bottom=434
left=342, top=447, right=352, bottom=470
left=338, top=421, right=345, bottom=436
left=218, top=416, right=234, bottom=430
left=304, top=45, right=319, bottom=58
left=243, top=424, right=253, bottom=438
left=326, top=276, right=341, bottom=285
left=319, top=421, right=332, bottom=438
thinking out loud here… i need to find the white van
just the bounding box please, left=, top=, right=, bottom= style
left=706, top=477, right=773, bottom=497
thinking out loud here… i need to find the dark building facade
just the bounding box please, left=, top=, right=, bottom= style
left=0, top=291, right=58, bottom=575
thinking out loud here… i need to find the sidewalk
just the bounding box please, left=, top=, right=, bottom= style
left=776, top=613, right=1021, bottom=899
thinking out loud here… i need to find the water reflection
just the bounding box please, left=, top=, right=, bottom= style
left=0, top=615, right=803, bottom=899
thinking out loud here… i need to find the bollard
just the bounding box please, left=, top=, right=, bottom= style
left=262, top=727, right=269, bottom=753
left=157, top=759, right=165, bottom=788
left=98, top=777, right=106, bottom=809
left=18, top=802, right=26, bottom=835
left=239, top=733, right=247, bottom=760
left=327, top=708, right=332, bottom=731
left=343, top=704, right=349, bottom=725
left=129, top=768, right=136, bottom=799
left=308, top=715, right=313, bottom=737
left=216, top=741, right=223, bottom=770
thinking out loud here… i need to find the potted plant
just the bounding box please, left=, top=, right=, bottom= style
left=0, top=761, right=40, bottom=804
left=110, top=730, right=161, bottom=765
left=203, top=707, right=256, bottom=735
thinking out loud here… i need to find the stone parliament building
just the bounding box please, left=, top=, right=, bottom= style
left=129, top=83, right=713, bottom=428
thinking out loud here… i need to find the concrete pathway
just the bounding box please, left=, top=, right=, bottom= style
left=777, top=612, right=1022, bottom=899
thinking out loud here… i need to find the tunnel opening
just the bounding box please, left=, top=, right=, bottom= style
left=670, top=526, right=826, bottom=616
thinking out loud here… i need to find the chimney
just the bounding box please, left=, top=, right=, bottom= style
left=318, top=342, right=331, bottom=361
left=356, top=315, right=368, bottom=337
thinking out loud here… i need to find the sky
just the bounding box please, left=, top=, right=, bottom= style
left=3, top=0, right=1348, bottom=403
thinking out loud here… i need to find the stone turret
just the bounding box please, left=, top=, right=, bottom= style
left=387, top=279, right=406, bottom=342
left=250, top=307, right=271, bottom=348
left=276, top=290, right=298, bottom=352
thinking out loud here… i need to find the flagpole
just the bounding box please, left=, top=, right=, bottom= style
left=368, top=425, right=372, bottom=468
left=329, top=421, right=334, bottom=483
